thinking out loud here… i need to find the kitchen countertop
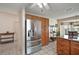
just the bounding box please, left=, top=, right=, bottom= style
left=57, top=37, right=79, bottom=42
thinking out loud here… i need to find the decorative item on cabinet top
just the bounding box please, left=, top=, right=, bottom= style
left=0, top=32, right=14, bottom=44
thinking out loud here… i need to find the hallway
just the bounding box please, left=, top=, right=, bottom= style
left=32, top=41, right=57, bottom=55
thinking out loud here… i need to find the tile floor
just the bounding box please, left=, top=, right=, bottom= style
left=32, top=41, right=57, bottom=55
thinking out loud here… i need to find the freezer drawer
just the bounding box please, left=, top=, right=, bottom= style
left=27, top=39, right=41, bottom=47
left=27, top=44, right=41, bottom=54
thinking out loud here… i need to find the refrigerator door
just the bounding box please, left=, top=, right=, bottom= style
left=25, top=19, right=41, bottom=54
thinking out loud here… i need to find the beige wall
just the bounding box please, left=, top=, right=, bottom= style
left=0, top=11, right=23, bottom=54
left=0, top=12, right=18, bottom=33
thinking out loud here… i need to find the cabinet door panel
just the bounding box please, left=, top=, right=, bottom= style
left=57, top=43, right=63, bottom=54
left=57, top=38, right=70, bottom=55
left=71, top=47, right=79, bottom=55
left=71, top=41, right=79, bottom=55
left=57, top=38, right=63, bottom=54
left=41, top=19, right=49, bottom=46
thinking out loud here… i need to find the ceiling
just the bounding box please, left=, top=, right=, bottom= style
left=0, top=3, right=79, bottom=19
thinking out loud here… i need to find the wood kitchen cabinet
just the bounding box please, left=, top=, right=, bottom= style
left=41, top=18, right=49, bottom=46
left=71, top=41, right=79, bottom=55
left=57, top=38, right=70, bottom=55
left=57, top=37, right=79, bottom=55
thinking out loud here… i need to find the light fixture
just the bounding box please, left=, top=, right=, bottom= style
left=31, top=3, right=49, bottom=10
left=43, top=3, right=49, bottom=10
left=36, top=3, right=43, bottom=8
left=36, top=3, right=48, bottom=8
left=43, top=3, right=47, bottom=6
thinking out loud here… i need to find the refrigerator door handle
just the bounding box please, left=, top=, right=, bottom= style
left=28, top=30, right=30, bottom=37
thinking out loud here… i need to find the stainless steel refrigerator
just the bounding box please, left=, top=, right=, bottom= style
left=25, top=19, right=42, bottom=54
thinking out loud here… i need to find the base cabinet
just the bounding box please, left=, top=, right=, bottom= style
left=57, top=38, right=79, bottom=55
left=71, top=41, right=79, bottom=55
left=57, top=38, right=70, bottom=55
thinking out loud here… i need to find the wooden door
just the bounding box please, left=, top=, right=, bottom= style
left=45, top=19, right=49, bottom=45
left=41, top=19, right=49, bottom=46
left=41, top=19, right=46, bottom=46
